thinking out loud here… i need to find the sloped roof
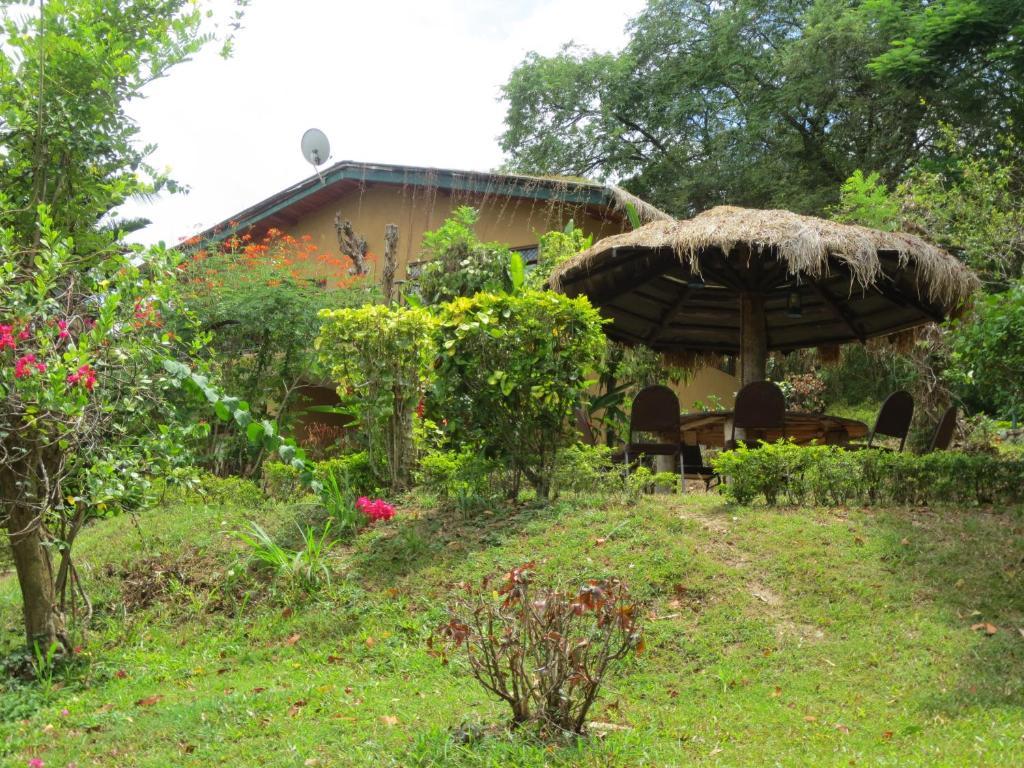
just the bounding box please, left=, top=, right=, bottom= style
left=193, top=160, right=669, bottom=242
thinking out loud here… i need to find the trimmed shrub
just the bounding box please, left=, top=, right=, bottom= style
left=417, top=448, right=502, bottom=512
left=551, top=443, right=621, bottom=497
left=263, top=451, right=376, bottom=502
left=713, top=440, right=1024, bottom=507
left=433, top=291, right=606, bottom=500
left=317, top=305, right=436, bottom=489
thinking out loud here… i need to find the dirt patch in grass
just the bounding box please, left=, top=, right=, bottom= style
left=104, top=547, right=234, bottom=613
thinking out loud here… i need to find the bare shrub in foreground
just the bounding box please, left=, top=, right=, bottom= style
left=431, top=563, right=643, bottom=734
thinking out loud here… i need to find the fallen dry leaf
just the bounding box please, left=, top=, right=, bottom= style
left=114, top=669, right=128, bottom=680
left=281, top=606, right=294, bottom=619
left=834, top=723, right=851, bottom=734
left=380, top=715, right=399, bottom=727
left=288, top=700, right=307, bottom=717
left=134, top=695, right=163, bottom=708
left=970, top=622, right=998, bottom=635
left=882, top=730, right=894, bottom=741
left=365, top=637, right=376, bottom=649
left=594, top=538, right=607, bottom=547
left=327, top=655, right=344, bottom=664
left=283, top=633, right=302, bottom=646
left=770, top=686, right=782, bottom=698
left=804, top=715, right=817, bottom=723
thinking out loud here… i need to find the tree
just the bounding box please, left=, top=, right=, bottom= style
left=179, top=229, right=376, bottom=475
left=0, top=0, right=243, bottom=652
left=947, top=281, right=1024, bottom=420
left=500, top=0, right=1022, bottom=217
left=868, top=0, right=1024, bottom=146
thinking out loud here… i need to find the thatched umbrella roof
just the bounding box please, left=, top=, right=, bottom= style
left=550, top=206, right=979, bottom=384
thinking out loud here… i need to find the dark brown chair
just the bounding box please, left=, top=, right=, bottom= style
left=868, top=390, right=914, bottom=452
left=624, top=385, right=682, bottom=474
left=681, top=443, right=719, bottom=491
left=728, top=381, right=786, bottom=449
left=925, top=406, right=957, bottom=453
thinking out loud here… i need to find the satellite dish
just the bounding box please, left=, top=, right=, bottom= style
left=301, top=128, right=330, bottom=184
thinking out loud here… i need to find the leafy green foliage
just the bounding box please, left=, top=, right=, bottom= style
left=236, top=520, right=333, bottom=595
left=415, top=207, right=519, bottom=304
left=317, top=305, right=436, bottom=489
left=525, top=222, right=593, bottom=289
left=947, top=280, right=1024, bottom=418
left=0, top=0, right=247, bottom=650
left=713, top=441, right=1024, bottom=506
left=433, top=291, right=606, bottom=500
left=179, top=230, right=376, bottom=475
left=867, top=0, right=1024, bottom=135
left=551, top=443, right=620, bottom=497
left=500, top=0, right=1015, bottom=216
left=833, top=171, right=902, bottom=231
left=417, top=448, right=502, bottom=512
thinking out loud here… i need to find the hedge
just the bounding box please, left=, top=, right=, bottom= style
left=712, top=441, right=1024, bottom=507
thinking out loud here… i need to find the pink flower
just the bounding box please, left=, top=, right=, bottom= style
left=357, top=497, right=395, bottom=522
left=14, top=354, right=46, bottom=378
left=27, top=758, right=44, bottom=768
left=66, top=364, right=97, bottom=391
left=18, top=325, right=32, bottom=341
left=57, top=320, right=70, bottom=340
left=0, top=325, right=14, bottom=350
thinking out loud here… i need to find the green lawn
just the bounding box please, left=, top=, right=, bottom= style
left=2, top=482, right=1023, bottom=767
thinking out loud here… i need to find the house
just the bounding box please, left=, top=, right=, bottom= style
left=193, top=161, right=738, bottom=443
left=193, top=160, right=652, bottom=282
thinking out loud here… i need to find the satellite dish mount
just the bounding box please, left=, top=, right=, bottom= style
left=301, top=128, right=331, bottom=185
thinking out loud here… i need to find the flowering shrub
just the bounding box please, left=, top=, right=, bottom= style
left=179, top=227, right=376, bottom=475
left=777, top=372, right=827, bottom=413
left=356, top=496, right=396, bottom=522
left=0, top=207, right=210, bottom=650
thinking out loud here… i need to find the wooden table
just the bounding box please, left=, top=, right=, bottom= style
left=679, top=411, right=869, bottom=448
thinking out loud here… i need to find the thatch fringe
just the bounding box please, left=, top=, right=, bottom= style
left=551, top=205, right=979, bottom=310
left=608, top=186, right=674, bottom=224
left=660, top=349, right=723, bottom=374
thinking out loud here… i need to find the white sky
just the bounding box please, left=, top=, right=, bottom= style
left=120, top=0, right=645, bottom=245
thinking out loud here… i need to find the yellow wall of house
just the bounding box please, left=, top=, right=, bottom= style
left=673, top=366, right=738, bottom=411
left=283, top=183, right=625, bottom=284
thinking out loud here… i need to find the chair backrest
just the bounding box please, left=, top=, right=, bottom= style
left=680, top=443, right=707, bottom=473
left=869, top=390, right=914, bottom=450
left=733, top=381, right=786, bottom=431
left=926, top=406, right=957, bottom=453
left=629, top=385, right=681, bottom=438
left=574, top=407, right=597, bottom=447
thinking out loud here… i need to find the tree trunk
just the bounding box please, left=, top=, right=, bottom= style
left=382, top=224, right=399, bottom=305
left=739, top=293, right=768, bottom=386
left=7, top=504, right=65, bottom=651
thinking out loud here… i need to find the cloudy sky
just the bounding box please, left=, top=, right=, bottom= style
left=120, top=0, right=645, bottom=245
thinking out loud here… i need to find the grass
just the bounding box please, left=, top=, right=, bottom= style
left=2, top=478, right=1023, bottom=767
